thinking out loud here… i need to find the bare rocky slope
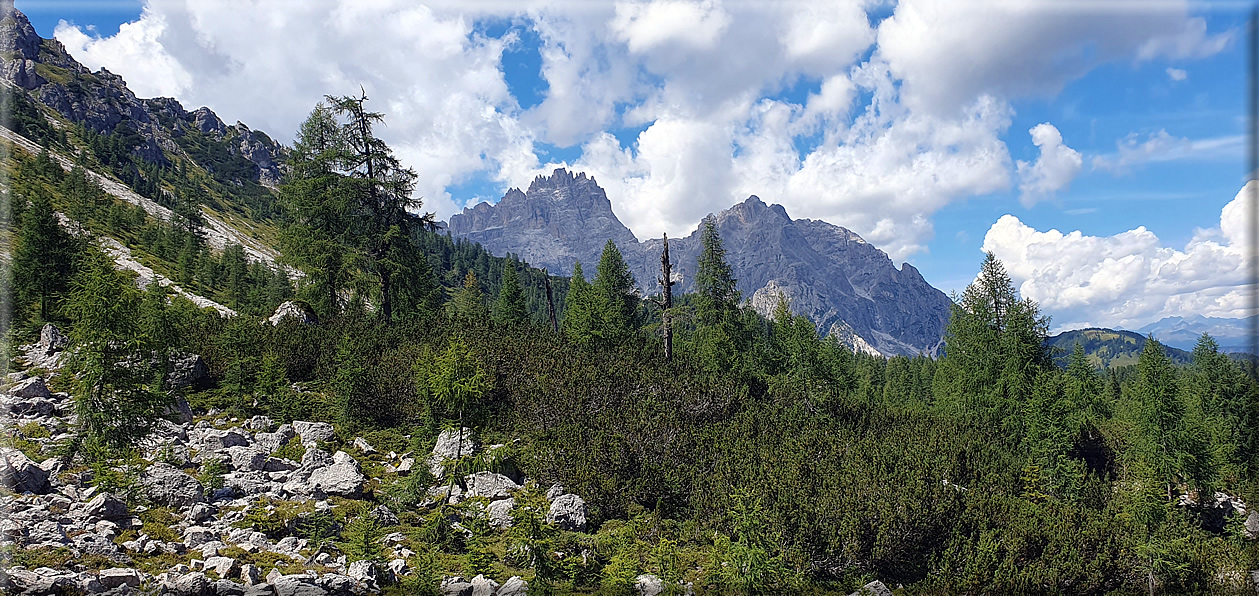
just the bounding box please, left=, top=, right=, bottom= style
left=449, top=168, right=952, bottom=356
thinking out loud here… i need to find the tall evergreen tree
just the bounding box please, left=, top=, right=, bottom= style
left=593, top=239, right=638, bottom=331
left=561, top=262, right=596, bottom=346
left=14, top=192, right=75, bottom=323
left=64, top=249, right=170, bottom=454
left=326, top=92, right=436, bottom=325
left=934, top=252, right=1050, bottom=435
left=494, top=262, right=528, bottom=326
left=688, top=217, right=743, bottom=371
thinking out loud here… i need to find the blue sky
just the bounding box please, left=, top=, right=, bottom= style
left=21, top=0, right=1253, bottom=331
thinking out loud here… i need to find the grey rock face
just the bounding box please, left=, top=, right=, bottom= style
left=292, top=421, right=335, bottom=444
left=547, top=493, right=587, bottom=532
left=849, top=580, right=894, bottom=596
left=463, top=472, right=520, bottom=500
left=448, top=170, right=953, bottom=356
left=305, top=451, right=365, bottom=497
left=1246, top=510, right=1259, bottom=540
left=0, top=448, right=50, bottom=494
left=167, top=353, right=211, bottom=390
left=142, top=463, right=206, bottom=508
left=0, top=4, right=287, bottom=188
left=429, top=428, right=475, bottom=478
left=268, top=301, right=318, bottom=327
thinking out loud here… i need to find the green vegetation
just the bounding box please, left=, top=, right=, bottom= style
left=5, top=93, right=1258, bottom=594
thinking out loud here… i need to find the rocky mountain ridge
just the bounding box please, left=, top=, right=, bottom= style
left=0, top=0, right=286, bottom=188
left=449, top=168, right=953, bottom=356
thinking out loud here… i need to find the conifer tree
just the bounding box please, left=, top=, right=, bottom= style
left=449, top=270, right=488, bottom=323
left=64, top=249, right=170, bottom=454
left=561, top=262, right=595, bottom=346
left=688, top=217, right=742, bottom=371
left=593, top=239, right=638, bottom=333
left=494, top=262, right=528, bottom=326
left=14, top=191, right=75, bottom=323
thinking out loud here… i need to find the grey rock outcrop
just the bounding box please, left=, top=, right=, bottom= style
left=547, top=493, right=587, bottom=531
left=849, top=580, right=894, bottom=596
left=0, top=448, right=50, bottom=494
left=429, top=428, right=476, bottom=478
left=167, top=353, right=211, bottom=389
left=142, top=462, right=206, bottom=508
left=293, top=421, right=335, bottom=444
left=448, top=169, right=952, bottom=356
left=268, top=301, right=318, bottom=326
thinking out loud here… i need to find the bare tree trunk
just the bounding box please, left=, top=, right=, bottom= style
left=544, top=276, right=558, bottom=333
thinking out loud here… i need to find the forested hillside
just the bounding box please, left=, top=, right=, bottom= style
left=2, top=21, right=1259, bottom=591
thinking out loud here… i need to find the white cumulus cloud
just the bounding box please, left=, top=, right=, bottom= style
left=49, top=0, right=1236, bottom=266
left=982, top=182, right=1256, bottom=331
left=1016, top=123, right=1082, bottom=207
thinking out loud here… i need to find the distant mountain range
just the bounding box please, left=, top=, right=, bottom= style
left=1046, top=328, right=1194, bottom=370
left=1131, top=315, right=1256, bottom=353
left=448, top=168, right=953, bottom=357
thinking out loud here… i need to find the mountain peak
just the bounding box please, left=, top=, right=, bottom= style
left=448, top=171, right=952, bottom=356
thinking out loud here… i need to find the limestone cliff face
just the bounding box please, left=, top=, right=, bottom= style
left=449, top=171, right=952, bottom=356
left=448, top=169, right=639, bottom=274
left=0, top=2, right=286, bottom=186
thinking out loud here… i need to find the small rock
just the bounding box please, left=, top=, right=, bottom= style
left=547, top=493, right=588, bottom=531
left=441, top=575, right=474, bottom=596
left=429, top=428, right=475, bottom=478
left=293, top=421, right=336, bottom=444
left=245, top=415, right=273, bottom=431
left=255, top=424, right=298, bottom=454
left=635, top=574, right=664, bottom=596
left=239, top=564, right=261, bottom=585
left=143, top=463, right=206, bottom=508
left=546, top=483, right=565, bottom=502
left=183, top=526, right=218, bottom=549
left=347, top=560, right=377, bottom=587
left=167, top=571, right=211, bottom=596
left=352, top=437, right=376, bottom=454
left=206, top=556, right=236, bottom=578
left=305, top=451, right=365, bottom=497
left=464, top=471, right=521, bottom=500
left=849, top=580, right=894, bottom=596
left=187, top=502, right=217, bottom=523
left=97, top=567, right=142, bottom=589
left=1246, top=510, right=1259, bottom=540
left=470, top=574, right=499, bottom=596
left=370, top=504, right=399, bottom=526
left=488, top=498, right=515, bottom=529
left=9, top=376, right=51, bottom=399
left=387, top=558, right=407, bottom=579
left=498, top=576, right=528, bottom=596
left=0, top=448, right=51, bottom=494
left=84, top=492, right=129, bottom=521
